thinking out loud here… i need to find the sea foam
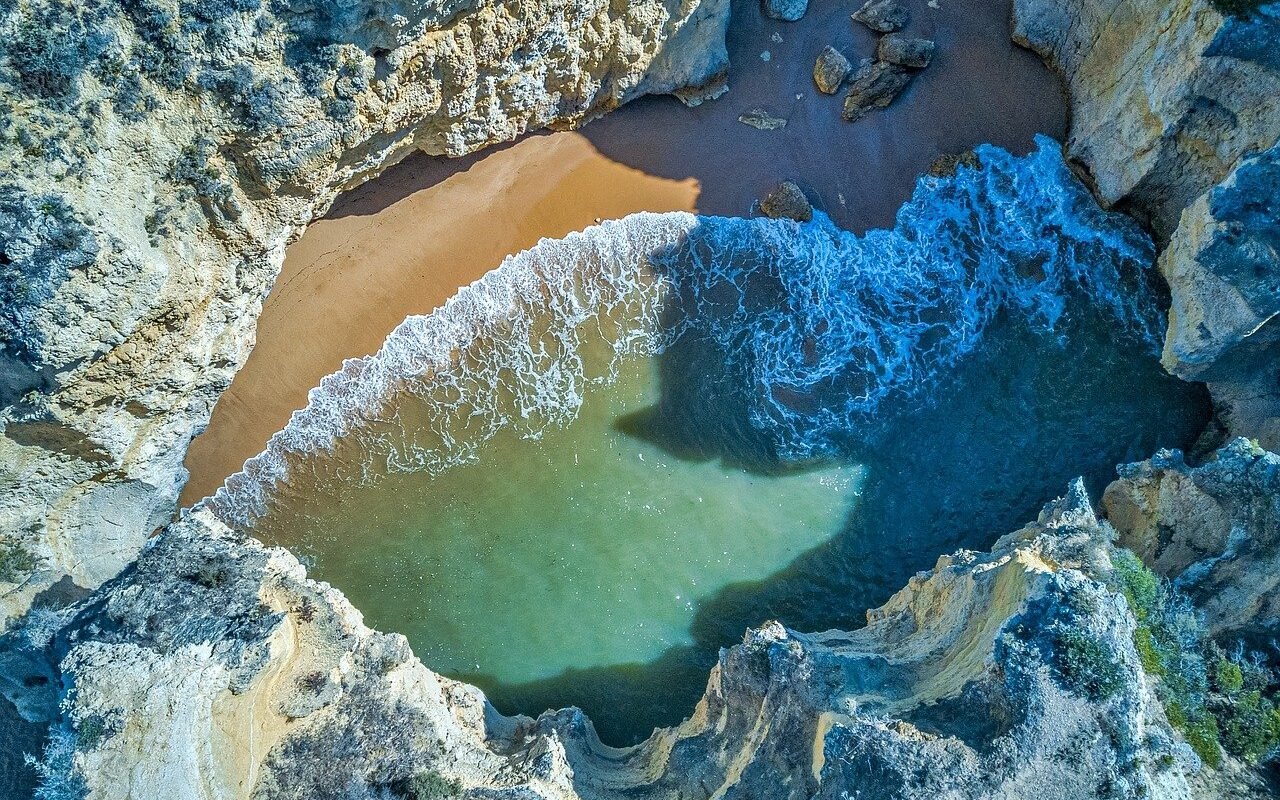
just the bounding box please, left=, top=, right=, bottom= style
left=204, top=137, right=1160, bottom=528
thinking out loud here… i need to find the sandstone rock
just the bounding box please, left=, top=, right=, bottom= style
left=852, top=0, right=910, bottom=33
left=1013, top=0, right=1280, bottom=240
left=842, top=60, right=914, bottom=121
left=18, top=485, right=1211, bottom=798
left=878, top=34, right=937, bottom=68
left=760, top=181, right=814, bottom=222
left=1159, top=143, right=1280, bottom=447
left=763, top=0, right=810, bottom=22
left=0, top=0, right=732, bottom=628
left=813, top=46, right=853, bottom=94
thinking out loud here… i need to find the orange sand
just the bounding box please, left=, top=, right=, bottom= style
left=181, top=132, right=699, bottom=505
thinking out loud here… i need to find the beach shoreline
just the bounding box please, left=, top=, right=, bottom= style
left=179, top=133, right=699, bottom=504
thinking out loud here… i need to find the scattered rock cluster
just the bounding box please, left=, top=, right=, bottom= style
left=810, top=0, right=936, bottom=122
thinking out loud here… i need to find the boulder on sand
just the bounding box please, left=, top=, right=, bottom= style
left=842, top=60, right=914, bottom=121
left=852, top=0, right=909, bottom=33
left=813, top=46, right=853, bottom=94
left=760, top=181, right=814, bottom=222
left=877, top=34, right=936, bottom=68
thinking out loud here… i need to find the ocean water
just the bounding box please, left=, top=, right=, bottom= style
left=0, top=696, right=43, bottom=798
left=209, top=139, right=1210, bottom=744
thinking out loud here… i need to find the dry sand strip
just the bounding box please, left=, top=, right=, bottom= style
left=180, top=132, right=698, bottom=505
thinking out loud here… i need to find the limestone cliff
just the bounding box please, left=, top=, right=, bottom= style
left=1012, top=0, right=1280, bottom=444
left=0, top=0, right=730, bottom=624
left=1104, top=438, right=1280, bottom=639
left=12, top=482, right=1212, bottom=799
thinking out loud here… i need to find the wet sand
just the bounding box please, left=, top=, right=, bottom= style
left=179, top=133, right=698, bottom=504
left=581, top=0, right=1067, bottom=231
left=183, top=0, right=1066, bottom=502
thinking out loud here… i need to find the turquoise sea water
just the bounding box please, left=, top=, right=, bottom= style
left=221, top=141, right=1210, bottom=744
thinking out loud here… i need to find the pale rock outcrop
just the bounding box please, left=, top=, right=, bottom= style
left=1011, top=0, right=1280, bottom=444
left=1159, top=144, right=1280, bottom=448
left=0, top=0, right=731, bottom=627
left=1103, top=438, right=1280, bottom=638
left=10, top=483, right=1213, bottom=798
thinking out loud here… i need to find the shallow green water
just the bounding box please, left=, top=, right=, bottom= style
left=265, top=351, right=862, bottom=685
left=253, top=307, right=1208, bottom=746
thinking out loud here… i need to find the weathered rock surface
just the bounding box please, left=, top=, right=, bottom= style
left=760, top=181, right=814, bottom=221
left=0, top=0, right=731, bottom=627
left=1012, top=0, right=1280, bottom=445
left=852, top=0, right=910, bottom=33
left=813, top=46, right=852, bottom=94
left=1159, top=143, right=1280, bottom=448
left=763, top=0, right=810, bottom=23
left=1012, top=0, right=1280, bottom=239
left=12, top=482, right=1225, bottom=799
left=1104, top=438, right=1280, bottom=639
left=877, top=35, right=936, bottom=69
left=842, top=60, right=913, bottom=121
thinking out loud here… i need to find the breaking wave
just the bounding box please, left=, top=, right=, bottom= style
left=204, top=136, right=1161, bottom=528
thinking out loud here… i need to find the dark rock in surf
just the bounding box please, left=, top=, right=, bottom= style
left=877, top=35, right=936, bottom=69
left=759, top=181, right=813, bottom=222
left=763, top=0, right=809, bottom=22
left=842, top=60, right=914, bottom=122
left=813, top=46, right=853, bottom=94
left=852, top=0, right=909, bottom=33
left=927, top=150, right=982, bottom=178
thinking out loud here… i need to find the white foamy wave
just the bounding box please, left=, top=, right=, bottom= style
left=651, top=136, right=1162, bottom=457
left=205, top=212, right=700, bottom=526
left=205, top=137, right=1163, bottom=528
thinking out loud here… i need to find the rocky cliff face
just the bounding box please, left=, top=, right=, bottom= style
left=9, top=481, right=1215, bottom=799
left=1104, top=438, right=1280, bottom=640
left=0, top=0, right=730, bottom=625
left=1012, top=0, right=1280, bottom=445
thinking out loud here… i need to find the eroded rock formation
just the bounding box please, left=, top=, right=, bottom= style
left=1012, top=0, right=1280, bottom=446
left=0, top=0, right=731, bottom=625
left=1104, top=438, right=1280, bottom=639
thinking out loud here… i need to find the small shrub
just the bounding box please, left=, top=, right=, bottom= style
left=1054, top=627, right=1127, bottom=701
left=24, top=726, right=88, bottom=800
left=1213, top=657, right=1245, bottom=695
left=1111, top=549, right=1280, bottom=767
left=6, top=3, right=114, bottom=101
left=0, top=537, right=41, bottom=583
left=0, top=187, right=99, bottom=365
left=297, top=670, right=327, bottom=694
left=394, top=770, right=462, bottom=800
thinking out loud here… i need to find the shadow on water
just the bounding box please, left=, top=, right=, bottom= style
left=0, top=695, right=44, bottom=798
left=479, top=301, right=1210, bottom=746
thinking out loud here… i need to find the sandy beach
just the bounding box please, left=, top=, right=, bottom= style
left=182, top=0, right=1067, bottom=504
left=179, top=133, right=698, bottom=504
